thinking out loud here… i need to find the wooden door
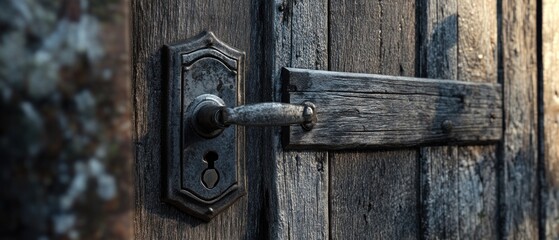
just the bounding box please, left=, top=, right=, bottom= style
left=133, top=0, right=541, bottom=239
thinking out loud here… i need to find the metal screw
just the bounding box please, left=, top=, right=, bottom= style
left=303, top=106, right=314, bottom=119
left=206, top=37, right=214, bottom=46
left=301, top=102, right=316, bottom=131
left=441, top=120, right=454, bottom=133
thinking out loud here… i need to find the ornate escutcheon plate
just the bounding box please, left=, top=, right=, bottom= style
left=162, top=32, right=245, bottom=221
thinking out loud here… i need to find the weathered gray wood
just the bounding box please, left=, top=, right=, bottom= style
left=330, top=151, right=418, bottom=239
left=419, top=146, right=460, bottom=239
left=418, top=0, right=499, bottom=239
left=328, top=0, right=419, bottom=238
left=420, top=146, right=498, bottom=238
left=501, top=0, right=540, bottom=238
left=416, top=2, right=460, bottom=238
left=417, top=0, right=458, bottom=83
left=0, top=0, right=133, bottom=238
left=542, top=1, right=559, bottom=238
left=283, top=68, right=503, bottom=149
left=132, top=0, right=267, bottom=239
left=265, top=0, right=329, bottom=239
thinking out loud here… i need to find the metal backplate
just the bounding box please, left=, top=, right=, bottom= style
left=163, top=32, right=245, bottom=221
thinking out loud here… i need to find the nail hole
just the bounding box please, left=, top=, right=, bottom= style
left=459, top=94, right=465, bottom=104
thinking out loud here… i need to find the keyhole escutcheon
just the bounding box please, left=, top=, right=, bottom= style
left=202, top=151, right=219, bottom=189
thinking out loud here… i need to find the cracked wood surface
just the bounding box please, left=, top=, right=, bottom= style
left=283, top=68, right=502, bottom=150
left=328, top=0, right=419, bottom=238
left=265, top=0, right=329, bottom=239
left=419, top=0, right=541, bottom=239
left=543, top=0, right=559, bottom=238
left=418, top=0, right=501, bottom=239
left=501, top=0, right=539, bottom=238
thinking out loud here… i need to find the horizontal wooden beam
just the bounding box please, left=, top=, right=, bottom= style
left=282, top=67, right=503, bottom=150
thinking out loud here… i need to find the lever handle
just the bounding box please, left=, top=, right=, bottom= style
left=221, top=102, right=316, bottom=127
left=190, top=94, right=316, bottom=138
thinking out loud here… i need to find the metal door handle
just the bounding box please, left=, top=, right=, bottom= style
left=189, top=94, right=316, bottom=138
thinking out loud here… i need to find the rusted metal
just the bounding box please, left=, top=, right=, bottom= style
left=163, top=32, right=245, bottom=221
left=191, top=94, right=316, bottom=138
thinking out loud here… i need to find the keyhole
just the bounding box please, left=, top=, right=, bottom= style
left=202, top=151, right=219, bottom=189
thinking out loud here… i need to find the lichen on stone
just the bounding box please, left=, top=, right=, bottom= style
left=0, top=0, right=131, bottom=238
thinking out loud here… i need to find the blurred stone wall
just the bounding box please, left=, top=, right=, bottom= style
left=0, top=0, right=132, bottom=239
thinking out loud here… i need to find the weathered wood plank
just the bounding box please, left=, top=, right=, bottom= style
left=265, top=0, right=329, bottom=239
left=418, top=0, right=499, bottom=239
left=542, top=0, right=559, bottom=238
left=328, top=0, right=418, bottom=238
left=0, top=0, right=132, bottom=238
left=283, top=68, right=503, bottom=149
left=133, top=0, right=267, bottom=239
left=330, top=151, right=418, bottom=239
left=501, top=0, right=539, bottom=238
left=416, top=1, right=460, bottom=238
left=419, top=146, right=460, bottom=240
left=417, top=0, right=458, bottom=82
left=455, top=0, right=499, bottom=237
left=420, top=146, right=498, bottom=238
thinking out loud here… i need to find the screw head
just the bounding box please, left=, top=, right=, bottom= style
left=301, top=102, right=316, bottom=131
left=441, top=120, right=454, bottom=133
left=303, top=106, right=314, bottom=119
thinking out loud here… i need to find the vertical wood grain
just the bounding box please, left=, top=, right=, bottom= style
left=542, top=0, right=559, bottom=237
left=330, top=151, right=418, bottom=239
left=418, top=0, right=499, bottom=238
left=328, top=0, right=418, bottom=239
left=501, top=0, right=539, bottom=238
left=265, top=0, right=329, bottom=239
left=132, top=0, right=266, bottom=238
left=416, top=3, right=459, bottom=238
